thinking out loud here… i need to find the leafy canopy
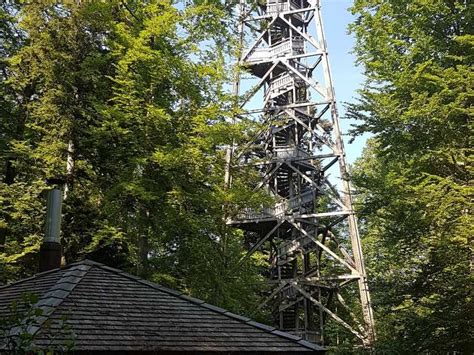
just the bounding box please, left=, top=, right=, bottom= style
left=348, top=0, right=473, bottom=352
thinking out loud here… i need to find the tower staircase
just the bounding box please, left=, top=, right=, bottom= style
left=228, top=0, right=376, bottom=347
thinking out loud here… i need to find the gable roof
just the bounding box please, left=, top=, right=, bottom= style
left=0, top=259, right=324, bottom=354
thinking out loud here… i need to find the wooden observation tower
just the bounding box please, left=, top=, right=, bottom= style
left=227, top=0, right=376, bottom=347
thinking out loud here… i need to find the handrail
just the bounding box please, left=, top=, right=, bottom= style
left=264, top=73, right=294, bottom=101
left=234, top=189, right=314, bottom=221
left=266, top=0, right=304, bottom=16
left=278, top=234, right=314, bottom=257
left=245, top=37, right=304, bottom=63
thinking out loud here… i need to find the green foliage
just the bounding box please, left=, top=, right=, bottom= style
left=0, top=0, right=264, bottom=318
left=0, top=293, right=75, bottom=353
left=0, top=293, right=41, bottom=352
left=348, top=0, right=473, bottom=352
left=0, top=1, right=116, bottom=281
left=353, top=141, right=473, bottom=352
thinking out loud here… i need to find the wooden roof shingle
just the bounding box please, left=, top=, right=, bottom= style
left=0, top=259, right=324, bottom=354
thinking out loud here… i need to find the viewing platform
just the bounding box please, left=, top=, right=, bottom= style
left=231, top=189, right=315, bottom=224
left=244, top=37, right=304, bottom=64
left=262, top=0, right=310, bottom=22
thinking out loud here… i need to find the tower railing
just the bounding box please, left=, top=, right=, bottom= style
left=229, top=0, right=376, bottom=347
left=245, top=37, right=304, bottom=63
left=266, top=0, right=304, bottom=19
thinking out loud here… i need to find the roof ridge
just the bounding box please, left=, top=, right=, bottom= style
left=26, top=262, right=94, bottom=338
left=93, top=262, right=324, bottom=352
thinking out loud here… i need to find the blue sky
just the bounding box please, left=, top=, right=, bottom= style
left=236, top=0, right=369, bottom=165
left=320, top=0, right=369, bottom=164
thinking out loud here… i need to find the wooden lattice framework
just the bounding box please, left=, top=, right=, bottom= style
left=226, top=0, right=376, bottom=346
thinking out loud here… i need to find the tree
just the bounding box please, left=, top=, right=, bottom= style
left=0, top=0, right=263, bottom=316
left=92, top=0, right=262, bottom=311
left=347, top=0, right=473, bottom=352
left=0, top=2, right=115, bottom=281
left=0, top=293, right=75, bottom=353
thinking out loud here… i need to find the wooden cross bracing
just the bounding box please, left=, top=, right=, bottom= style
left=227, top=0, right=376, bottom=347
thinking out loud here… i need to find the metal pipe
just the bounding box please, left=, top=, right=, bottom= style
left=44, top=189, right=63, bottom=243
left=40, top=188, right=63, bottom=272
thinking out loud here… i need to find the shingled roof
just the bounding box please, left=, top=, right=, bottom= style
left=0, top=259, right=324, bottom=354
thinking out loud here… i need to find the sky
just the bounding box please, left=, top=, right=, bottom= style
left=239, top=0, right=370, bottom=165
left=320, top=0, right=369, bottom=164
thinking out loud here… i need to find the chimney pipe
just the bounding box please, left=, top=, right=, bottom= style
left=39, top=188, right=63, bottom=272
